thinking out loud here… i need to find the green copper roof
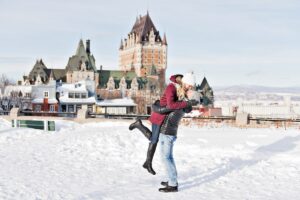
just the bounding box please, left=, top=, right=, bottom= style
left=97, top=70, right=153, bottom=89
left=98, top=70, right=137, bottom=89
left=66, top=39, right=97, bottom=72
left=76, top=39, right=86, bottom=56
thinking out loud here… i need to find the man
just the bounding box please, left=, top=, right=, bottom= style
left=158, top=72, right=197, bottom=193
left=129, top=74, right=198, bottom=175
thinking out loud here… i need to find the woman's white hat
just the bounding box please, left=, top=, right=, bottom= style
left=182, top=72, right=196, bottom=86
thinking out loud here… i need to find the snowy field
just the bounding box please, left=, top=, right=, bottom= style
left=0, top=118, right=300, bottom=200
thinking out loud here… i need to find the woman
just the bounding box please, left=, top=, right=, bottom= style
left=129, top=73, right=198, bottom=176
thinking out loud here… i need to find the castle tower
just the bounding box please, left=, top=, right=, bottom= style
left=119, top=12, right=168, bottom=88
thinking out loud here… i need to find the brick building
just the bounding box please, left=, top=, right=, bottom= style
left=119, top=12, right=167, bottom=90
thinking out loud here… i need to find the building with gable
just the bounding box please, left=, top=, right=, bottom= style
left=196, top=77, right=214, bottom=107
left=65, top=39, right=99, bottom=87
left=16, top=12, right=213, bottom=115
left=57, top=79, right=96, bottom=113
left=26, top=59, right=66, bottom=84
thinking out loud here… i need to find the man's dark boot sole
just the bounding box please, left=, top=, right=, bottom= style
left=158, top=187, right=178, bottom=193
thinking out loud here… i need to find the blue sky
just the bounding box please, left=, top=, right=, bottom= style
left=0, top=0, right=300, bottom=87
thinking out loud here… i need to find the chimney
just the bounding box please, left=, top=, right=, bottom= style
left=86, top=39, right=91, bottom=55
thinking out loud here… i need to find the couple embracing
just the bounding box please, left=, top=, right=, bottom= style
left=129, top=72, right=198, bottom=193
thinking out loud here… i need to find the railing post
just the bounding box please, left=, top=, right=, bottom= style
left=44, top=120, right=48, bottom=131
left=236, top=113, right=250, bottom=126
left=77, top=107, right=88, bottom=120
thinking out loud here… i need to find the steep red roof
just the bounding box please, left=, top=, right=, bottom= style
left=130, top=12, right=161, bottom=42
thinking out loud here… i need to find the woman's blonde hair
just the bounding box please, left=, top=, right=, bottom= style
left=176, top=84, right=186, bottom=101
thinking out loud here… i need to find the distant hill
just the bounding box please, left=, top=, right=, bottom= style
left=214, top=85, right=300, bottom=94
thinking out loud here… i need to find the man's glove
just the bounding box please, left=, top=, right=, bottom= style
left=186, top=99, right=199, bottom=107
left=183, top=105, right=193, bottom=113
left=152, top=100, right=173, bottom=114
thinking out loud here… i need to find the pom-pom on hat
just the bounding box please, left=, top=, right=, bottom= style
left=182, top=72, right=196, bottom=86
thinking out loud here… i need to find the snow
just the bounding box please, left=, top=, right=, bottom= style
left=57, top=80, right=95, bottom=94
left=3, top=85, right=32, bottom=97
left=32, top=98, right=58, bottom=104
left=59, top=96, right=96, bottom=104
left=56, top=80, right=97, bottom=104
left=0, top=118, right=300, bottom=199
left=57, top=82, right=88, bottom=93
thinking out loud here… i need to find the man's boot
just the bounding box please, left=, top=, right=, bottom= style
left=158, top=185, right=178, bottom=193
left=143, top=143, right=157, bottom=175
left=129, top=119, right=152, bottom=140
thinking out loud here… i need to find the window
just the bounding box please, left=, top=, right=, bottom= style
left=88, top=105, right=93, bottom=112
left=76, top=105, right=82, bottom=111
left=34, top=105, right=41, bottom=112
left=68, top=105, right=74, bottom=112
left=50, top=105, right=55, bottom=112
left=75, top=83, right=82, bottom=88
left=44, top=91, right=49, bottom=98
left=69, top=93, right=74, bottom=98
left=75, top=93, right=80, bottom=99
left=81, top=93, right=87, bottom=98
left=25, top=93, right=31, bottom=98
left=61, top=105, right=66, bottom=112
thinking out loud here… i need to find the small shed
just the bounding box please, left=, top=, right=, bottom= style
left=96, top=98, right=136, bottom=115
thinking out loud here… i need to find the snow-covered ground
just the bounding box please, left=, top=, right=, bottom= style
left=0, top=117, right=300, bottom=200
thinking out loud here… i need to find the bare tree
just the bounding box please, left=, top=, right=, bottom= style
left=0, top=74, right=14, bottom=87
left=0, top=74, right=14, bottom=98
